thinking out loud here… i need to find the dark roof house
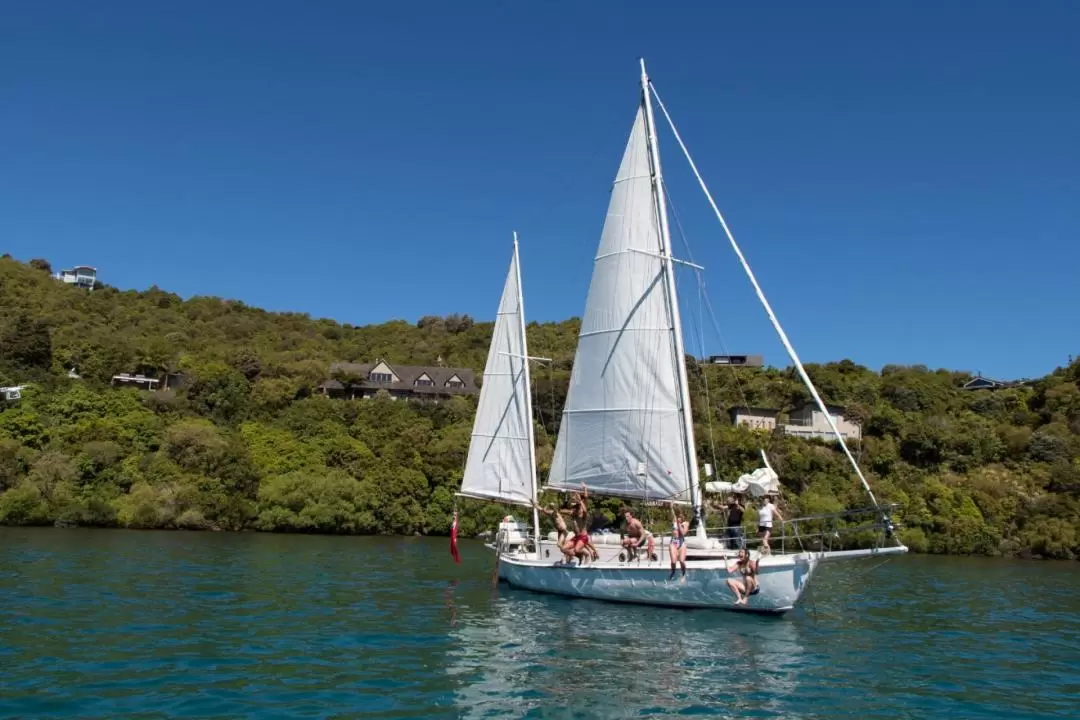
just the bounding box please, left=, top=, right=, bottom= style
left=961, top=375, right=1031, bottom=391
left=318, top=360, right=478, bottom=400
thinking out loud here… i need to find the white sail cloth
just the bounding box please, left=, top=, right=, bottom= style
left=460, top=246, right=534, bottom=506
left=705, top=467, right=779, bottom=498
left=546, top=106, right=690, bottom=503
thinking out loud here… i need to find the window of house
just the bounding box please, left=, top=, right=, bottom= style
left=415, top=377, right=434, bottom=387
left=370, top=372, right=393, bottom=383
left=446, top=378, right=464, bottom=387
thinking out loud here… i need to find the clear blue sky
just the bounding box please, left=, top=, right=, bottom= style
left=2, top=1, right=1076, bottom=379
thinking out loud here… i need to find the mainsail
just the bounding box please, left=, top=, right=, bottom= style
left=547, top=106, right=692, bottom=503
left=460, top=242, right=535, bottom=507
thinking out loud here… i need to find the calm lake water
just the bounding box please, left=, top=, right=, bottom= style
left=0, top=528, right=1077, bottom=719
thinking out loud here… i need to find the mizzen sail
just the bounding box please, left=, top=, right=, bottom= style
left=460, top=244, right=535, bottom=506
left=547, top=106, right=690, bottom=503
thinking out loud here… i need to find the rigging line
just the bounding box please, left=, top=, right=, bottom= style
left=695, top=276, right=720, bottom=483
left=673, top=259, right=706, bottom=473
left=664, top=182, right=749, bottom=477
left=664, top=183, right=755, bottom=427
left=649, top=80, right=880, bottom=510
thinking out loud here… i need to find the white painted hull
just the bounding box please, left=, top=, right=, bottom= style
left=497, top=552, right=817, bottom=614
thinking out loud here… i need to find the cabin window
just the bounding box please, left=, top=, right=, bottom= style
left=370, top=372, right=393, bottom=383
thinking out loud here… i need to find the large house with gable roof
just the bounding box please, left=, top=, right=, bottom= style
left=316, top=360, right=477, bottom=401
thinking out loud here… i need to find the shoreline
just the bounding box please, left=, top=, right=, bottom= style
left=1, top=522, right=1069, bottom=561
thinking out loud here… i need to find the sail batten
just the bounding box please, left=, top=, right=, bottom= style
left=460, top=246, right=535, bottom=507
left=546, top=105, right=690, bottom=502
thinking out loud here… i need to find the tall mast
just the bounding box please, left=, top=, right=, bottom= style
left=639, top=58, right=704, bottom=533
left=514, top=232, right=542, bottom=559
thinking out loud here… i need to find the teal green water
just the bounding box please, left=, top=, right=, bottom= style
left=1, top=529, right=1077, bottom=719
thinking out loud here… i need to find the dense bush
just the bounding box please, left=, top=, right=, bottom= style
left=0, top=257, right=1077, bottom=558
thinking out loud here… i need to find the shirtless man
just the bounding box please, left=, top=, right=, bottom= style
left=621, top=508, right=654, bottom=560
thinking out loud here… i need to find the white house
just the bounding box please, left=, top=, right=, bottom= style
left=783, top=401, right=861, bottom=441
left=729, top=407, right=780, bottom=431
left=111, top=373, right=160, bottom=391
left=55, top=265, right=97, bottom=290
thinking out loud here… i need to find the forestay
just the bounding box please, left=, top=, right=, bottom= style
left=460, top=246, right=534, bottom=506
left=547, top=107, right=690, bottom=503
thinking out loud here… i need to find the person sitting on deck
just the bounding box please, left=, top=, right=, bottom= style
left=620, top=508, right=654, bottom=560
left=726, top=547, right=759, bottom=605
left=758, top=495, right=784, bottom=555
left=668, top=502, right=689, bottom=582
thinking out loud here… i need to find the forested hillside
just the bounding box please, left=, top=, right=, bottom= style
left=1, top=257, right=1077, bottom=558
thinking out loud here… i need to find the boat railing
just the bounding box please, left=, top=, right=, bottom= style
left=696, top=503, right=903, bottom=556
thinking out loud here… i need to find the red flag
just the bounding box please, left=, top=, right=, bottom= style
left=450, top=513, right=461, bottom=564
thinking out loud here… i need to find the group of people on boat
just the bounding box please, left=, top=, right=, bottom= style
left=528, top=484, right=784, bottom=603
left=534, top=483, right=598, bottom=564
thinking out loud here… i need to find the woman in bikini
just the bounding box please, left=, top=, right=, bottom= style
left=668, top=502, right=689, bottom=581
left=534, top=499, right=576, bottom=562
left=726, top=547, right=759, bottom=605
left=561, top=484, right=596, bottom=563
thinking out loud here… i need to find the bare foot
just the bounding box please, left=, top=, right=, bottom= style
left=680, top=574, right=687, bottom=585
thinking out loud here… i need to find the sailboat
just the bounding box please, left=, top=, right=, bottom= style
left=490, top=60, right=903, bottom=613
left=458, top=233, right=544, bottom=562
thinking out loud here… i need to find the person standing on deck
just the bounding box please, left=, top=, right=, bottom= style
left=725, top=494, right=746, bottom=550
left=668, top=502, right=689, bottom=582
left=758, top=495, right=784, bottom=554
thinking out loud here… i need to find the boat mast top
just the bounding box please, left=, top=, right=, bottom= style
left=514, top=232, right=543, bottom=559
left=639, top=58, right=704, bottom=530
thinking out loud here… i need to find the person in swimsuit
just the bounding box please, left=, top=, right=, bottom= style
left=726, top=547, right=759, bottom=605
left=535, top=500, right=575, bottom=562
left=561, top=484, right=595, bottom=564
left=620, top=508, right=654, bottom=560
left=668, top=502, right=689, bottom=581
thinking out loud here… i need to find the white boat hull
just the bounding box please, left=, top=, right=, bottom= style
left=497, top=552, right=818, bottom=614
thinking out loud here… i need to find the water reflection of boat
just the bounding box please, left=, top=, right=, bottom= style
left=446, top=590, right=806, bottom=718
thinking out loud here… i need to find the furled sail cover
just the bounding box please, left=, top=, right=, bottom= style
left=460, top=248, right=533, bottom=506
left=705, top=467, right=780, bottom=498
left=547, top=106, right=690, bottom=502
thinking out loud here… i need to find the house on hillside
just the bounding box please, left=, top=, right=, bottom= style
left=709, top=354, right=764, bottom=367
left=317, top=360, right=477, bottom=401
left=110, top=371, right=186, bottom=392
left=111, top=373, right=159, bottom=391
left=962, top=374, right=1029, bottom=391
left=55, top=265, right=97, bottom=290
left=1, top=385, right=28, bottom=402
left=729, top=407, right=780, bottom=431
left=783, top=401, right=861, bottom=441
